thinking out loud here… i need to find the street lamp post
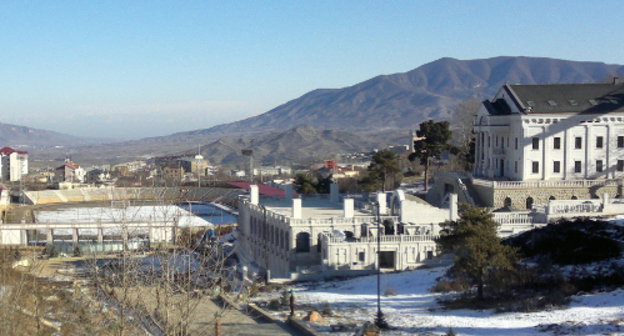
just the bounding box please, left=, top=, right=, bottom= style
left=373, top=201, right=388, bottom=329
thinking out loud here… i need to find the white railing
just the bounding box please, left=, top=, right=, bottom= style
left=492, top=212, right=537, bottom=225
left=471, top=178, right=621, bottom=189
left=456, top=178, right=475, bottom=205
left=322, top=233, right=437, bottom=244
left=547, top=200, right=601, bottom=215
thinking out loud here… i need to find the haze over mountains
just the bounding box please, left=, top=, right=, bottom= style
left=12, top=56, right=624, bottom=166
left=0, top=122, right=104, bottom=150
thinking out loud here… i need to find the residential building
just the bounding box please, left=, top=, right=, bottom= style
left=55, top=159, right=86, bottom=183
left=0, top=147, right=28, bottom=182
left=470, top=82, right=624, bottom=208
left=237, top=183, right=457, bottom=281
left=162, top=164, right=184, bottom=182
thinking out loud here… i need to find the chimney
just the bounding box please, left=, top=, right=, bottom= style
left=376, top=192, right=387, bottom=215
left=330, top=183, right=339, bottom=203
left=449, top=193, right=458, bottom=221
left=343, top=198, right=354, bottom=218
left=292, top=198, right=302, bottom=219
left=250, top=184, right=259, bottom=205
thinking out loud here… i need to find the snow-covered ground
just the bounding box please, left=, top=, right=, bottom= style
left=274, top=265, right=624, bottom=335
left=35, top=205, right=213, bottom=235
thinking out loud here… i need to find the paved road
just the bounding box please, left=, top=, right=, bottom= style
left=188, top=297, right=298, bottom=336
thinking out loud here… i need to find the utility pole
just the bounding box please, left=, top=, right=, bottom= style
left=374, top=201, right=388, bottom=329
left=241, top=149, right=253, bottom=183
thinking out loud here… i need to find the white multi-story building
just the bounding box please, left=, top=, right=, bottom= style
left=469, top=82, right=624, bottom=208
left=237, top=184, right=457, bottom=281
left=0, top=147, right=28, bottom=182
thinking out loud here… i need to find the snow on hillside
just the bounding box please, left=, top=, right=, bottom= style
left=288, top=265, right=624, bottom=335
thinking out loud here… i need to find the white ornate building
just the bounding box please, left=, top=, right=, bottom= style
left=470, top=82, right=624, bottom=208
left=237, top=184, right=457, bottom=281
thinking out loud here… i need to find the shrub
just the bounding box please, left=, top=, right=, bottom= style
left=267, top=299, right=281, bottom=310
left=321, top=303, right=334, bottom=317
left=384, top=288, right=397, bottom=296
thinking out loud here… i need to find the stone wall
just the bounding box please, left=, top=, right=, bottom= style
left=492, top=184, right=620, bottom=210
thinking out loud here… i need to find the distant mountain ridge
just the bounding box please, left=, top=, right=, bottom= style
left=22, top=56, right=624, bottom=166
left=176, top=56, right=624, bottom=138
left=0, top=122, right=104, bottom=150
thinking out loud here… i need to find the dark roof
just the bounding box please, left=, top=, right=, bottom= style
left=483, top=98, right=512, bottom=115
left=507, top=83, right=624, bottom=114
left=227, top=182, right=296, bottom=198
left=0, top=147, right=27, bottom=155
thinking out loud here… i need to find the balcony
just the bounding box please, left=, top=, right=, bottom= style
left=471, top=177, right=621, bottom=189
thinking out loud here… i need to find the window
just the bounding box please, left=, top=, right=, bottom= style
left=358, top=251, right=365, bottom=262
left=532, top=137, right=539, bottom=150
left=295, top=232, right=310, bottom=253
left=574, top=161, right=582, bottom=173
left=553, top=161, right=561, bottom=173
left=596, top=160, right=603, bottom=173
left=575, top=137, right=582, bottom=149
left=532, top=161, right=539, bottom=174
left=618, top=136, right=624, bottom=148
left=596, top=136, right=604, bottom=149
left=495, top=136, right=499, bottom=147
left=553, top=137, right=561, bottom=149
left=526, top=197, right=534, bottom=209
left=618, top=160, right=624, bottom=172
left=488, top=136, right=491, bottom=148
left=514, top=161, right=518, bottom=173
left=515, top=137, right=518, bottom=150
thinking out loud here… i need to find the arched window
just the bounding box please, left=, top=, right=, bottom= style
left=571, top=195, right=578, bottom=200
left=295, top=232, right=310, bottom=253
left=526, top=197, right=534, bottom=210
left=549, top=196, right=556, bottom=201
left=504, top=197, right=512, bottom=208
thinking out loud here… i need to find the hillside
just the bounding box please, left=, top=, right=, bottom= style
left=33, top=126, right=405, bottom=167
left=169, top=56, right=624, bottom=138
left=26, top=56, right=624, bottom=165
left=0, top=122, right=104, bottom=150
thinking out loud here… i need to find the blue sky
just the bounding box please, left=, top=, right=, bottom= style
left=1, top=1, right=622, bottom=139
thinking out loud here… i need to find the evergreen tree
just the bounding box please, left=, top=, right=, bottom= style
left=360, top=149, right=401, bottom=191
left=437, top=204, right=518, bottom=300
left=294, top=173, right=318, bottom=195
left=408, top=120, right=458, bottom=191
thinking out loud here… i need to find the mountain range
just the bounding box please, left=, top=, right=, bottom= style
left=12, top=56, right=624, bottom=167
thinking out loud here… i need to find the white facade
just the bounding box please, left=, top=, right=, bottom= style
left=237, top=184, right=457, bottom=281
left=474, top=83, right=624, bottom=181
left=0, top=149, right=28, bottom=182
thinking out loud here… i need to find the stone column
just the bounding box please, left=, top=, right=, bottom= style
left=72, top=228, right=79, bottom=244
left=250, top=185, right=259, bottom=205
left=292, top=198, right=302, bottom=219
left=376, top=192, right=387, bottom=215
left=47, top=229, right=54, bottom=244
left=343, top=198, right=354, bottom=218
left=97, top=228, right=104, bottom=243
